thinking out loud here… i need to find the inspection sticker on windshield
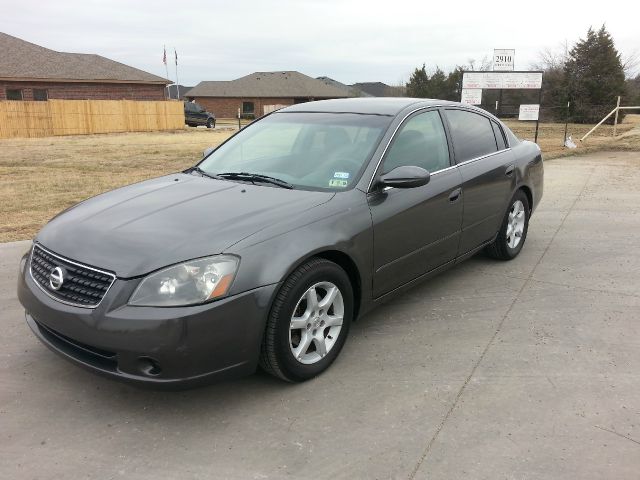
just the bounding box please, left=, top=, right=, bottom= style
left=329, top=179, right=348, bottom=188
left=333, top=172, right=349, bottom=179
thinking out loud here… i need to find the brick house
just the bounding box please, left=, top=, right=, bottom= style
left=0, top=32, right=171, bottom=101
left=185, top=71, right=352, bottom=119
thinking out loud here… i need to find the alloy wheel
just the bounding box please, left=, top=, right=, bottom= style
left=506, top=200, right=526, bottom=249
left=289, top=281, right=344, bottom=365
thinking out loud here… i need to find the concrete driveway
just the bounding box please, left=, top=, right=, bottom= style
left=1, top=151, right=639, bottom=479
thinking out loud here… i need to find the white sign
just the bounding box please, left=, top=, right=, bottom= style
left=494, top=49, right=515, bottom=71
left=518, top=104, right=540, bottom=121
left=460, top=88, right=482, bottom=105
left=462, top=71, right=542, bottom=90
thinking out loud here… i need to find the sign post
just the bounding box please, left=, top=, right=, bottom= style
left=460, top=89, right=482, bottom=105
left=462, top=72, right=542, bottom=90
left=493, top=49, right=514, bottom=115
left=462, top=70, right=544, bottom=143
left=518, top=105, right=541, bottom=143
left=518, top=105, right=540, bottom=121
left=493, top=49, right=515, bottom=71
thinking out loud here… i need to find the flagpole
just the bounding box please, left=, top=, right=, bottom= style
left=163, top=45, right=169, bottom=80
left=174, top=48, right=180, bottom=98
left=163, top=45, right=170, bottom=98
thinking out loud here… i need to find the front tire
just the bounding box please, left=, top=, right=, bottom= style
left=206, top=118, right=214, bottom=128
left=259, top=258, right=353, bottom=382
left=485, top=190, right=530, bottom=260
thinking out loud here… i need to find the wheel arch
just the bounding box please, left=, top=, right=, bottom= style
left=518, top=184, right=533, bottom=213
left=284, top=249, right=363, bottom=321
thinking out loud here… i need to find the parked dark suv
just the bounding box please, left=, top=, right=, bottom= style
left=184, top=101, right=216, bottom=128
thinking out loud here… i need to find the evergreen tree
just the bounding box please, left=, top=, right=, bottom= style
left=406, top=64, right=430, bottom=98
left=428, top=67, right=448, bottom=99
left=565, top=25, right=626, bottom=123
left=445, top=67, right=465, bottom=101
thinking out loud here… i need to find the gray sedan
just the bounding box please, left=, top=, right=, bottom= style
left=17, top=98, right=543, bottom=387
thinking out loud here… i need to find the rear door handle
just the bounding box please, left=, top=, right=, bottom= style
left=449, top=188, right=461, bottom=203
left=505, top=165, right=515, bottom=177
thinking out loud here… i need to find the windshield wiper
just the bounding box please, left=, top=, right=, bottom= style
left=217, top=172, right=294, bottom=189
left=186, top=166, right=223, bottom=180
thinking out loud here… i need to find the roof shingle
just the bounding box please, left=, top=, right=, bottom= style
left=351, top=82, right=406, bottom=97
left=0, top=32, right=170, bottom=84
left=186, top=71, right=352, bottom=98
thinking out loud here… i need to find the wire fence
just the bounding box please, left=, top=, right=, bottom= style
left=470, top=101, right=637, bottom=146
left=479, top=103, right=622, bottom=124
left=213, top=118, right=253, bottom=130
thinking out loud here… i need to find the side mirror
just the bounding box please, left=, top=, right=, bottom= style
left=203, top=147, right=215, bottom=158
left=378, top=165, right=430, bottom=189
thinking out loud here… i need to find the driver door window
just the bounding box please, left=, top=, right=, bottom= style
left=368, top=108, right=461, bottom=297
left=382, top=110, right=450, bottom=174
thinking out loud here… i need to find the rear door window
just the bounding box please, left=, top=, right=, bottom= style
left=445, top=109, right=498, bottom=163
left=492, top=121, right=507, bottom=150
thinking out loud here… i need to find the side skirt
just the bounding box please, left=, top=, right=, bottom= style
left=363, top=234, right=498, bottom=315
left=454, top=234, right=498, bottom=264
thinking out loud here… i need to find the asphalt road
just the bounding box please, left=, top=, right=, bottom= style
left=1, top=151, right=639, bottom=479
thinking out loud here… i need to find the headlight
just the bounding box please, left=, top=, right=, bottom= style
left=128, top=255, right=239, bottom=307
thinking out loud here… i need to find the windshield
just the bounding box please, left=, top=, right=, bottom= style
left=198, top=112, right=391, bottom=191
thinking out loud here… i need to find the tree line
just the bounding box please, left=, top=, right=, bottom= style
left=405, top=25, right=639, bottom=123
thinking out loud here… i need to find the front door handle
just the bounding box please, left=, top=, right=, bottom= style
left=449, top=188, right=462, bottom=203
left=505, top=165, right=515, bottom=177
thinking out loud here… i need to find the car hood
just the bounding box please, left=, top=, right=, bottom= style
left=36, top=173, right=334, bottom=277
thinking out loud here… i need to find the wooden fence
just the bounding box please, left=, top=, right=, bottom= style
left=0, top=99, right=185, bottom=139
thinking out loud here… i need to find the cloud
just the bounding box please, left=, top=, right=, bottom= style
left=2, top=0, right=636, bottom=84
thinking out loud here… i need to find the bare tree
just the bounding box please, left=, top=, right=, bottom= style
left=533, top=38, right=638, bottom=78
left=531, top=40, right=570, bottom=71
left=622, top=50, right=640, bottom=78
left=467, top=55, right=492, bottom=71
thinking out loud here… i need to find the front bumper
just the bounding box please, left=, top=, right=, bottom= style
left=17, top=253, right=278, bottom=388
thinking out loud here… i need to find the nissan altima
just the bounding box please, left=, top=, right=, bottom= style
left=17, top=98, right=543, bottom=387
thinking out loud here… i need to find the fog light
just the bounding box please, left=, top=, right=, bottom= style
left=137, top=357, right=162, bottom=376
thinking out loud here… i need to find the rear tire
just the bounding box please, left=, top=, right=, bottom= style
left=259, top=258, right=353, bottom=382
left=485, top=190, right=530, bottom=260
left=206, top=118, right=214, bottom=128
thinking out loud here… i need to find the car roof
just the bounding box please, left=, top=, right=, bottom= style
left=279, top=97, right=461, bottom=116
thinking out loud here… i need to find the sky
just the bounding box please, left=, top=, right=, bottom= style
left=1, top=0, right=638, bottom=86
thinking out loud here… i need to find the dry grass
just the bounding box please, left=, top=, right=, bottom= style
left=1, top=117, right=639, bottom=243
left=0, top=128, right=232, bottom=242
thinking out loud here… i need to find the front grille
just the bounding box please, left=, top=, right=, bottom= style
left=30, top=244, right=116, bottom=308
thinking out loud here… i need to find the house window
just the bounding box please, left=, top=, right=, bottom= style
left=6, top=89, right=23, bottom=100
left=33, top=89, right=48, bottom=101
left=242, top=101, right=254, bottom=114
